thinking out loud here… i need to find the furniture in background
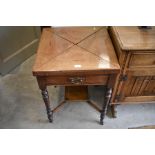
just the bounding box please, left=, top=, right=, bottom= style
left=109, top=26, right=155, bottom=105
left=33, top=27, right=120, bottom=125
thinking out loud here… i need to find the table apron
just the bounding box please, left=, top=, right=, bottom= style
left=37, top=75, right=109, bottom=86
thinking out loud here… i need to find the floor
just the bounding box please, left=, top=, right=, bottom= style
left=0, top=55, right=155, bottom=129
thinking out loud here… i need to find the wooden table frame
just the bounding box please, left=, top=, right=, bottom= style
left=36, top=73, right=118, bottom=125
left=33, top=27, right=120, bottom=125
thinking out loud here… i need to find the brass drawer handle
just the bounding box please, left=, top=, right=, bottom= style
left=68, top=77, right=85, bottom=85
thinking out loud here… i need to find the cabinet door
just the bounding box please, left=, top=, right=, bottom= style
left=116, top=70, right=155, bottom=103
left=0, top=26, right=41, bottom=75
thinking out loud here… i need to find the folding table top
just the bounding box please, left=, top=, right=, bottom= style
left=33, top=27, right=120, bottom=76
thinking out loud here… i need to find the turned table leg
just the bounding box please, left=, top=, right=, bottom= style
left=41, top=88, right=53, bottom=123
left=100, top=88, right=112, bottom=125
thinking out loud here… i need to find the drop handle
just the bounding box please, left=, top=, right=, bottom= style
left=69, top=77, right=85, bottom=84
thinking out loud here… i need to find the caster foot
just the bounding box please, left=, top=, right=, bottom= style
left=49, top=119, right=53, bottom=123
left=47, top=110, right=53, bottom=123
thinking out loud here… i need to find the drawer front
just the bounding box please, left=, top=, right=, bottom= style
left=45, top=75, right=108, bottom=86
left=129, top=52, right=155, bottom=68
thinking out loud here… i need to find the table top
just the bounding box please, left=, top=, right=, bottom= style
left=111, top=26, right=155, bottom=51
left=33, top=27, right=120, bottom=76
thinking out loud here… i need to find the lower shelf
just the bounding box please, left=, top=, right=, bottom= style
left=65, top=86, right=88, bottom=101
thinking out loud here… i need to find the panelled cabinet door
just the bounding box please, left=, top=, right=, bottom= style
left=116, top=70, right=155, bottom=103
left=0, top=26, right=41, bottom=75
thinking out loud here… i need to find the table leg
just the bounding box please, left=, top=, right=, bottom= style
left=41, top=88, right=53, bottom=123
left=100, top=88, right=112, bottom=125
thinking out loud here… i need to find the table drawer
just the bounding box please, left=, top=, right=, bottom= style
left=45, top=75, right=108, bottom=86
left=129, top=52, right=155, bottom=68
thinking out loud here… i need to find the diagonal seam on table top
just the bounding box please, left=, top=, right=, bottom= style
left=34, top=31, right=75, bottom=69
left=34, top=44, right=75, bottom=69
left=78, top=46, right=120, bottom=68
left=52, top=27, right=104, bottom=45
left=74, top=27, right=104, bottom=45
left=36, top=45, right=118, bottom=71
left=75, top=28, right=120, bottom=68
left=35, top=27, right=104, bottom=70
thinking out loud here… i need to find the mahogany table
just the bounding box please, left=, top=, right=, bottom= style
left=33, top=27, right=120, bottom=125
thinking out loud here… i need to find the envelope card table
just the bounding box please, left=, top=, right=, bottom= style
left=33, top=27, right=120, bottom=125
